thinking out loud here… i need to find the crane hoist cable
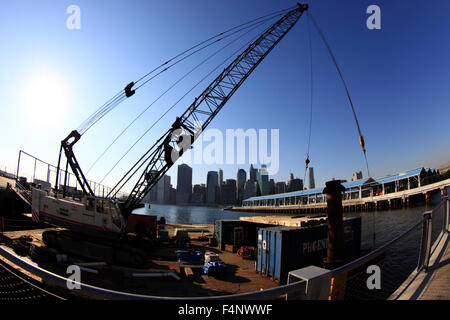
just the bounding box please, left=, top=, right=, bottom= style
left=309, top=12, right=371, bottom=178
left=303, top=12, right=314, bottom=184
left=75, top=7, right=294, bottom=136
left=134, top=6, right=295, bottom=86
left=88, top=15, right=276, bottom=176
left=100, top=17, right=274, bottom=186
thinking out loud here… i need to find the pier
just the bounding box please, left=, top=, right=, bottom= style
left=235, top=168, right=450, bottom=214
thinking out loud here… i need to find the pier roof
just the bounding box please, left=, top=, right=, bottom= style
left=342, top=177, right=376, bottom=189
left=375, top=168, right=424, bottom=185
left=244, top=178, right=375, bottom=202
left=243, top=168, right=429, bottom=203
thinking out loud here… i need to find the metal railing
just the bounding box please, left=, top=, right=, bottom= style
left=327, top=196, right=449, bottom=299
left=0, top=197, right=448, bottom=300
left=0, top=165, right=17, bottom=180
left=16, top=150, right=128, bottom=199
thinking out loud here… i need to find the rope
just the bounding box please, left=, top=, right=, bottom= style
left=309, top=12, right=371, bottom=178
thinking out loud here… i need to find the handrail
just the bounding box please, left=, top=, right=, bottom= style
left=16, top=150, right=129, bottom=199
left=330, top=216, right=426, bottom=276
left=331, top=197, right=448, bottom=278
left=0, top=245, right=305, bottom=300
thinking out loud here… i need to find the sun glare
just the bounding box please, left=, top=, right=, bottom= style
left=19, top=69, right=71, bottom=128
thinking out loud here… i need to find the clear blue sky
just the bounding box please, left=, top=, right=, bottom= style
left=1, top=0, right=449, bottom=191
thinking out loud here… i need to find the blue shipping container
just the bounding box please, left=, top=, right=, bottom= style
left=256, top=217, right=361, bottom=284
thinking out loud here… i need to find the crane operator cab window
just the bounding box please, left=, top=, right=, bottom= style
left=108, top=203, right=122, bottom=229
left=96, top=200, right=105, bottom=213
left=86, top=197, right=95, bottom=212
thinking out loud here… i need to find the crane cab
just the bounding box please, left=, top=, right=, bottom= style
left=32, top=188, right=125, bottom=239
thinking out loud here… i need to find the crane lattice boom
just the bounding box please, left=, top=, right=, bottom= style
left=112, top=3, right=309, bottom=213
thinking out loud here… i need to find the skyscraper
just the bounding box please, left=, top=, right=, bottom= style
left=287, top=173, right=303, bottom=192
left=191, top=184, right=206, bottom=204
left=206, top=171, right=218, bottom=205
left=352, top=171, right=363, bottom=181
left=308, top=167, right=315, bottom=189
left=249, top=164, right=257, bottom=182
left=143, top=170, right=158, bottom=203
left=157, top=175, right=171, bottom=204
left=218, top=169, right=223, bottom=186
left=269, top=179, right=275, bottom=194
left=217, top=168, right=224, bottom=204
left=243, top=180, right=258, bottom=200
left=176, top=164, right=192, bottom=204
left=236, top=168, right=246, bottom=203
left=256, top=165, right=270, bottom=196
left=221, top=179, right=237, bottom=205
left=275, top=181, right=286, bottom=194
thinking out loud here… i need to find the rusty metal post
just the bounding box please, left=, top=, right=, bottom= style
left=323, top=180, right=347, bottom=300
left=323, top=180, right=346, bottom=269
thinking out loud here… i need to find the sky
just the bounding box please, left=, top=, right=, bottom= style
left=0, top=0, right=449, bottom=192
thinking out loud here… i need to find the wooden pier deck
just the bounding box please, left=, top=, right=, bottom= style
left=419, top=236, right=450, bottom=300
left=391, top=229, right=450, bottom=300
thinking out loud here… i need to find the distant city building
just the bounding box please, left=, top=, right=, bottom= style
left=308, top=167, right=315, bottom=189
left=236, top=169, right=247, bottom=204
left=157, top=175, right=171, bottom=204
left=256, top=165, right=270, bottom=196
left=275, top=181, right=286, bottom=194
left=169, top=186, right=177, bottom=204
left=288, top=178, right=303, bottom=192
left=243, top=180, right=258, bottom=200
left=221, top=179, right=237, bottom=205
left=269, top=179, right=275, bottom=194
left=217, top=168, right=224, bottom=204
left=176, top=164, right=192, bottom=204
left=218, top=169, right=223, bottom=186
left=191, top=184, right=206, bottom=204
left=249, top=164, right=257, bottom=182
left=206, top=171, right=219, bottom=205
left=352, top=171, right=363, bottom=181
left=143, top=170, right=159, bottom=203
left=143, top=186, right=158, bottom=204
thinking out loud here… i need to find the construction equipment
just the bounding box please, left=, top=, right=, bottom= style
left=30, top=4, right=309, bottom=266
